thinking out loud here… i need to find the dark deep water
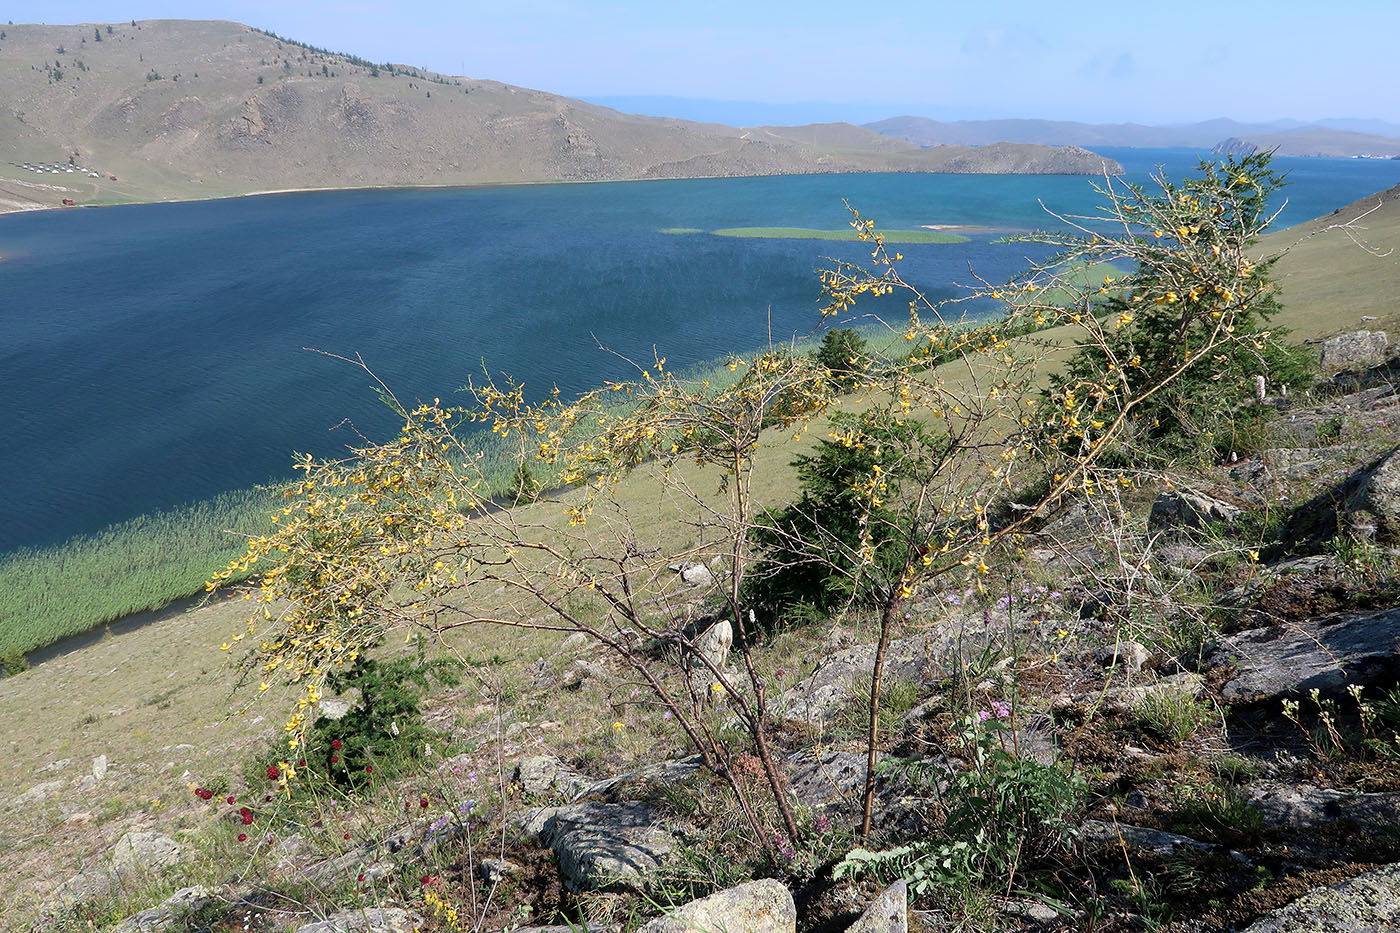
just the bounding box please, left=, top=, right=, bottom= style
left=2, top=148, right=1397, bottom=554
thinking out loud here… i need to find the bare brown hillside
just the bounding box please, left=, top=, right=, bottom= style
left=0, top=19, right=1120, bottom=212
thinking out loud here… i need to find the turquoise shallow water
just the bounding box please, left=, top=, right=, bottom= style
left=2, top=148, right=1397, bottom=554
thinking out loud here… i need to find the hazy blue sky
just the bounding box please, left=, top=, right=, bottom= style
left=17, top=1, right=1399, bottom=125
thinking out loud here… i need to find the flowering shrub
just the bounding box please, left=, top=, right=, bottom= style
left=210, top=154, right=1296, bottom=851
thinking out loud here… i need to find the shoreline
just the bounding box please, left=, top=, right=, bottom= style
left=0, top=162, right=1128, bottom=218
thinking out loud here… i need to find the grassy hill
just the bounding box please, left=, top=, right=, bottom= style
left=1265, top=180, right=1400, bottom=338
left=0, top=20, right=1120, bottom=214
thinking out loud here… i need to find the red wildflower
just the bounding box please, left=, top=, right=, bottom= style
left=238, top=833, right=247, bottom=842
left=226, top=796, right=236, bottom=805
left=330, top=755, right=339, bottom=764
left=419, top=797, right=429, bottom=808
left=331, top=739, right=342, bottom=750
left=343, top=833, right=351, bottom=840
left=365, top=765, right=372, bottom=774
left=266, top=765, right=280, bottom=780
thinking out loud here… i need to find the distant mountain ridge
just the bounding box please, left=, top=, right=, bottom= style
left=1214, top=129, right=1400, bottom=159
left=0, top=20, right=1118, bottom=214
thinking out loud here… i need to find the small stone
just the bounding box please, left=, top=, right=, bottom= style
left=110, top=885, right=216, bottom=932
left=669, top=561, right=714, bottom=586
left=91, top=755, right=108, bottom=782
left=478, top=857, right=521, bottom=884
left=1148, top=489, right=1240, bottom=534
left=11, top=779, right=64, bottom=806
left=1093, top=640, right=1151, bottom=674
left=514, top=754, right=589, bottom=799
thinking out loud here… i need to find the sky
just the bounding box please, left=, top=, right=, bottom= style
left=15, top=1, right=1400, bottom=126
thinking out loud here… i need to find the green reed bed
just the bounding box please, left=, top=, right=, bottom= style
left=0, top=487, right=281, bottom=661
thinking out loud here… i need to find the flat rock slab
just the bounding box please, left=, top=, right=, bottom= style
left=292, top=908, right=422, bottom=933
left=637, top=878, right=795, bottom=933
left=1245, top=783, right=1400, bottom=835
left=1207, top=607, right=1400, bottom=703
left=1080, top=820, right=1246, bottom=862
left=1242, top=862, right=1400, bottom=932
left=532, top=801, right=676, bottom=891
left=578, top=755, right=704, bottom=803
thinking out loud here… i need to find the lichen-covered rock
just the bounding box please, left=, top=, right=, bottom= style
left=577, top=755, right=703, bottom=803
left=534, top=801, right=676, bottom=891
left=292, top=909, right=421, bottom=933
left=111, top=886, right=216, bottom=932
left=844, top=879, right=907, bottom=933
left=786, top=751, right=871, bottom=817
left=111, top=831, right=181, bottom=877
left=1344, top=445, right=1400, bottom=541
left=780, top=614, right=1013, bottom=724
left=1206, top=607, right=1400, bottom=703
left=514, top=754, right=590, bottom=799
left=1244, top=783, right=1400, bottom=835
left=1148, top=489, right=1241, bottom=534
left=637, top=878, right=796, bottom=933
left=1080, top=820, right=1246, bottom=862
left=1242, top=862, right=1400, bottom=932
left=1320, top=330, right=1389, bottom=376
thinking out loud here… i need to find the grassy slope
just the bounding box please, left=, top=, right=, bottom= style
left=1, top=184, right=1397, bottom=915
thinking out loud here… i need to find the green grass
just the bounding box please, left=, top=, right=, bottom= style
left=709, top=226, right=971, bottom=244
left=0, top=486, right=280, bottom=659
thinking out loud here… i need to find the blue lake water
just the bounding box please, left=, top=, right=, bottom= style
left=2, top=148, right=1398, bottom=554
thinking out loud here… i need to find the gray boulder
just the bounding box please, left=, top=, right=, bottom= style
left=1080, top=821, right=1247, bottom=863
left=637, top=878, right=796, bottom=933
left=1148, top=489, right=1240, bottom=535
left=1344, top=445, right=1400, bottom=541
left=844, top=879, right=907, bottom=933
left=576, top=755, right=703, bottom=803
left=786, top=751, right=870, bottom=817
left=111, top=831, right=181, bottom=877
left=515, top=754, right=590, bottom=800
left=670, top=561, right=715, bottom=587
left=531, top=801, right=676, bottom=890
left=111, top=886, right=216, bottom=932
left=1320, top=330, right=1389, bottom=376
left=1207, top=606, right=1400, bottom=703
left=293, top=908, right=422, bottom=933
left=1242, top=861, right=1399, bottom=932
left=780, top=614, right=1010, bottom=724
left=1244, top=783, right=1400, bottom=835
left=38, top=869, right=113, bottom=917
